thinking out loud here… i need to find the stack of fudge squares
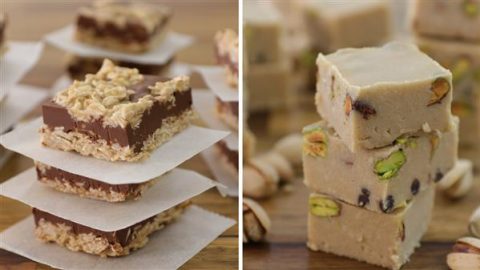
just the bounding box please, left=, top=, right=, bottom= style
left=33, top=59, right=195, bottom=256
left=411, top=0, right=480, bottom=168
left=303, top=42, right=459, bottom=270
left=213, top=29, right=239, bottom=178
left=66, top=1, right=174, bottom=80
left=243, top=0, right=290, bottom=112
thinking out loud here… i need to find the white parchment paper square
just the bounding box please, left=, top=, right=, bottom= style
left=1, top=41, right=44, bottom=99
left=44, top=25, right=194, bottom=65
left=200, top=147, right=238, bottom=197
left=194, top=66, right=238, bottom=101
left=0, top=167, right=216, bottom=231
left=0, top=84, right=49, bottom=134
left=192, top=90, right=238, bottom=150
left=0, top=206, right=235, bottom=270
left=0, top=118, right=229, bottom=184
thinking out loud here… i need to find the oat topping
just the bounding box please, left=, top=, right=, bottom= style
left=79, top=0, right=171, bottom=33
left=54, top=59, right=190, bottom=128
left=215, top=29, right=238, bottom=64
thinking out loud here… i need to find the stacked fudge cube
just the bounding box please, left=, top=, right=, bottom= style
left=33, top=59, right=195, bottom=256
left=66, top=1, right=174, bottom=80
left=411, top=0, right=480, bottom=167
left=303, top=42, right=458, bottom=270
left=243, top=0, right=291, bottom=112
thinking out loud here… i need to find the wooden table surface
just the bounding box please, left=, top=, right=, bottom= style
left=0, top=1, right=238, bottom=269
left=245, top=101, right=480, bottom=270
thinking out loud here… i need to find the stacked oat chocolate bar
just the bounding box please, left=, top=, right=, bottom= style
left=303, top=42, right=458, bottom=269
left=67, top=1, right=173, bottom=80
left=411, top=0, right=480, bottom=168
left=243, top=0, right=290, bottom=112
left=32, top=60, right=195, bottom=256
left=210, top=29, right=239, bottom=180
left=0, top=13, right=6, bottom=56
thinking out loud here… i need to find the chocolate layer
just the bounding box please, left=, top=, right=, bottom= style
left=67, top=56, right=174, bottom=81
left=42, top=75, right=192, bottom=153
left=0, top=14, right=6, bottom=45
left=36, top=164, right=142, bottom=194
left=76, top=12, right=169, bottom=44
left=217, top=140, right=238, bottom=170
left=215, top=45, right=238, bottom=75
left=216, top=97, right=239, bottom=117
left=33, top=208, right=156, bottom=246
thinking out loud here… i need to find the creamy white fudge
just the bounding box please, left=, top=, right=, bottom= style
left=308, top=187, right=435, bottom=270
left=303, top=0, right=391, bottom=53
left=411, top=0, right=480, bottom=42
left=303, top=119, right=458, bottom=213
left=246, top=60, right=291, bottom=112
left=416, top=36, right=480, bottom=148
left=244, top=0, right=282, bottom=66
left=315, top=42, right=453, bottom=151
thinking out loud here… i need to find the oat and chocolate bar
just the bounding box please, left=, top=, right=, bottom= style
left=303, top=119, right=458, bottom=213
left=303, top=0, right=391, bottom=53
left=40, top=59, right=194, bottom=162
left=415, top=36, right=480, bottom=148
left=35, top=161, right=155, bottom=202
left=214, top=29, right=238, bottom=87
left=308, top=187, right=435, bottom=270
left=75, top=1, right=171, bottom=53
left=67, top=54, right=174, bottom=81
left=315, top=42, right=453, bottom=151
left=213, top=140, right=239, bottom=177
left=33, top=201, right=190, bottom=257
left=0, top=13, right=6, bottom=55
left=411, top=0, right=480, bottom=42
left=215, top=97, right=238, bottom=130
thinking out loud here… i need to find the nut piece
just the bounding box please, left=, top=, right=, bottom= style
left=302, top=123, right=328, bottom=158
left=309, top=194, right=341, bottom=217
left=463, top=0, right=479, bottom=18
left=395, top=135, right=417, bottom=149
left=273, top=134, right=303, bottom=166
left=438, top=159, right=474, bottom=199
left=256, top=152, right=295, bottom=183
left=344, top=94, right=352, bottom=116
left=428, top=77, right=450, bottom=106
left=451, top=57, right=471, bottom=84
left=374, top=150, right=406, bottom=180
left=243, top=198, right=271, bottom=243
left=470, top=206, right=480, bottom=238
left=243, top=159, right=279, bottom=199
left=447, top=253, right=480, bottom=270
left=447, top=237, right=480, bottom=270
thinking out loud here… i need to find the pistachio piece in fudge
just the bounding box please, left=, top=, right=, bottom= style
left=309, top=194, right=341, bottom=217
left=308, top=188, right=435, bottom=270
left=302, top=122, right=328, bottom=158
left=75, top=1, right=171, bottom=53
left=315, top=42, right=453, bottom=151
left=40, top=59, right=194, bottom=162
left=303, top=119, right=458, bottom=214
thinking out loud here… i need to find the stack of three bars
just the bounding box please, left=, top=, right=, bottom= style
left=212, top=29, right=239, bottom=178
left=411, top=0, right=480, bottom=168
left=33, top=59, right=195, bottom=256
left=303, top=42, right=458, bottom=269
